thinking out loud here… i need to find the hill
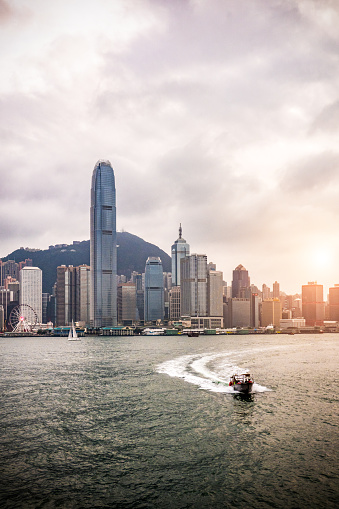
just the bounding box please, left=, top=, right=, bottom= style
left=2, top=232, right=171, bottom=293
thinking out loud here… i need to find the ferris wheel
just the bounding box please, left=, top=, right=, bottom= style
left=9, top=304, right=38, bottom=333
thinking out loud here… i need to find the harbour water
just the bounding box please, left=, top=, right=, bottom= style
left=0, top=334, right=338, bottom=508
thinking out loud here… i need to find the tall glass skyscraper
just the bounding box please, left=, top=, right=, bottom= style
left=90, top=160, right=117, bottom=327
left=144, top=257, right=164, bottom=322
left=171, top=224, right=190, bottom=286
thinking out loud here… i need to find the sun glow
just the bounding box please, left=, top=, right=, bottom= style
left=312, top=248, right=332, bottom=267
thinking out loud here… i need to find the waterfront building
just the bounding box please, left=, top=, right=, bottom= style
left=19, top=266, right=42, bottom=323
left=42, top=293, right=50, bottom=324
left=171, top=224, right=190, bottom=287
left=181, top=254, right=208, bottom=317
left=133, top=273, right=144, bottom=322
left=75, top=265, right=91, bottom=325
left=228, top=298, right=251, bottom=328
left=280, top=318, right=306, bottom=330
left=232, top=264, right=250, bottom=298
left=261, top=299, right=282, bottom=328
left=328, top=284, right=339, bottom=321
left=302, top=282, right=324, bottom=326
left=90, top=160, right=117, bottom=327
left=56, top=265, right=90, bottom=326
left=144, top=257, right=164, bottom=322
left=169, top=286, right=181, bottom=321
left=118, top=283, right=137, bottom=325
left=0, top=304, right=4, bottom=331
left=56, top=265, right=76, bottom=326
left=208, top=269, right=223, bottom=318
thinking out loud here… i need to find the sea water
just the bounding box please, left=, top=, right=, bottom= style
left=0, top=334, right=338, bottom=508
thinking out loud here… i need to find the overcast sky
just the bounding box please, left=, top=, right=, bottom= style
left=1, top=0, right=339, bottom=295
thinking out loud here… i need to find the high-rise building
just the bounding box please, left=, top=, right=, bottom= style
left=171, top=224, right=190, bottom=287
left=208, top=269, right=223, bottom=318
left=232, top=264, right=250, bottom=298
left=328, top=284, right=339, bottom=321
left=56, top=265, right=90, bottom=326
left=144, top=257, right=164, bottom=322
left=302, top=282, right=324, bottom=326
left=261, top=299, right=281, bottom=328
left=1, top=260, right=19, bottom=286
left=118, top=283, right=137, bottom=325
left=19, top=266, right=42, bottom=323
left=169, top=286, right=181, bottom=320
left=273, top=281, right=280, bottom=299
left=76, top=265, right=91, bottom=325
left=181, top=254, right=208, bottom=317
left=90, top=160, right=117, bottom=327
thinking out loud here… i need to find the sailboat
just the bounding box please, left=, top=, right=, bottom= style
left=68, top=320, right=80, bottom=341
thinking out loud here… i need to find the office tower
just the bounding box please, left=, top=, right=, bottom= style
left=1, top=260, right=19, bottom=286
left=56, top=265, right=76, bottom=326
left=328, top=284, right=339, bottom=321
left=273, top=281, right=280, bottom=299
left=171, top=224, right=190, bottom=286
left=42, top=293, right=50, bottom=324
left=90, top=160, right=117, bottom=327
left=261, top=299, right=282, bottom=328
left=19, top=266, right=42, bottom=323
left=117, top=283, right=137, bottom=325
left=208, top=269, right=223, bottom=317
left=228, top=298, right=251, bottom=328
left=262, top=284, right=271, bottom=300
left=19, top=259, right=33, bottom=270
left=0, top=305, right=4, bottom=331
left=169, top=286, right=181, bottom=320
left=76, top=265, right=91, bottom=325
left=302, top=282, right=324, bottom=326
left=181, top=254, right=208, bottom=317
left=232, top=264, right=250, bottom=298
left=144, top=257, right=164, bottom=322
left=133, top=273, right=144, bottom=322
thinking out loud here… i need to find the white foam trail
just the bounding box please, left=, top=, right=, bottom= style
left=157, top=352, right=271, bottom=394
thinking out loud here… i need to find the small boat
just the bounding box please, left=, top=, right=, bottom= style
left=229, top=373, right=254, bottom=393
left=68, top=320, right=80, bottom=341
left=187, top=330, right=200, bottom=337
left=142, top=328, right=165, bottom=336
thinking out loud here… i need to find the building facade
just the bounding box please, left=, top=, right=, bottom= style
left=181, top=254, right=208, bottom=317
left=144, top=257, right=164, bottom=322
left=90, top=160, right=117, bottom=327
left=302, top=282, right=324, bottom=326
left=19, top=266, right=42, bottom=323
left=117, top=283, right=137, bottom=325
left=232, top=264, right=250, bottom=298
left=171, top=224, right=190, bottom=287
left=207, top=269, right=223, bottom=318
left=261, top=299, right=282, bottom=328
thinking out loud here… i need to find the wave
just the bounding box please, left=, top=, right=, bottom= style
left=156, top=352, right=270, bottom=394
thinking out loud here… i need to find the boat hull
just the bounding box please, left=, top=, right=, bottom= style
left=233, top=382, right=253, bottom=394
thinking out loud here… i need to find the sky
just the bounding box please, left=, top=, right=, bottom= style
left=1, top=0, right=339, bottom=296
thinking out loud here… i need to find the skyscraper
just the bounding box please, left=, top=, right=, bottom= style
left=171, top=224, right=190, bottom=286
left=181, top=254, right=208, bottom=317
left=90, top=160, right=117, bottom=327
left=302, top=282, right=324, bottom=326
left=144, top=257, right=164, bottom=322
left=232, top=264, right=250, bottom=298
left=19, top=266, right=42, bottom=323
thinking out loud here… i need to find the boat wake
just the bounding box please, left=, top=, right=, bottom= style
left=157, top=353, right=270, bottom=394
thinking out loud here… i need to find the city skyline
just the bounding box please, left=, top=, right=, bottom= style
left=1, top=1, right=339, bottom=295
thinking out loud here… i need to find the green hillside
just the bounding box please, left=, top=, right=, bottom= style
left=2, top=232, right=171, bottom=293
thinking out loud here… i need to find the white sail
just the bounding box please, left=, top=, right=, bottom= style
left=68, top=320, right=80, bottom=341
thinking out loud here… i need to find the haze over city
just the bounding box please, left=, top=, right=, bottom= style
left=1, top=0, right=339, bottom=294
